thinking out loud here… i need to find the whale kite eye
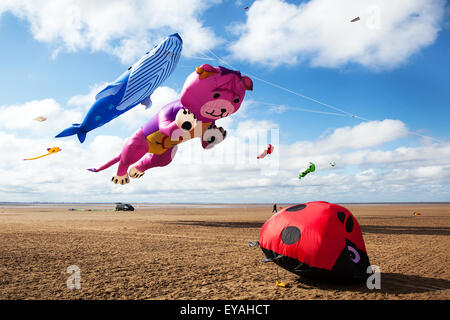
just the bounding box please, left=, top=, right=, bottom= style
left=213, top=92, right=220, bottom=99
left=233, top=97, right=240, bottom=104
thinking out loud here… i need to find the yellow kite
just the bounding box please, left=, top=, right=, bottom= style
left=24, top=147, right=61, bottom=160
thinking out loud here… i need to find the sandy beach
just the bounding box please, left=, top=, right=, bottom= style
left=0, top=203, right=449, bottom=300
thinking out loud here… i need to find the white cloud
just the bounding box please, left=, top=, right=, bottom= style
left=283, top=119, right=409, bottom=165
left=355, top=168, right=377, bottom=182
left=0, top=0, right=222, bottom=64
left=321, top=119, right=408, bottom=150
left=235, top=119, right=279, bottom=138
left=0, top=99, right=82, bottom=134
left=67, top=82, right=109, bottom=111
left=268, top=104, right=289, bottom=114
left=228, top=0, right=446, bottom=69
left=412, top=166, right=445, bottom=178
left=345, top=144, right=450, bottom=166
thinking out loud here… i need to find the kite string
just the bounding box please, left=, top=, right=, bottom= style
left=253, top=100, right=348, bottom=117
left=203, top=48, right=368, bottom=121
left=247, top=74, right=367, bottom=120
left=202, top=48, right=443, bottom=143
left=182, top=54, right=216, bottom=61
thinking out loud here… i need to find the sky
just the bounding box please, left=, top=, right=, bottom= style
left=0, top=0, right=449, bottom=203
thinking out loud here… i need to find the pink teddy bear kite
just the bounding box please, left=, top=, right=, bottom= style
left=88, top=64, right=254, bottom=184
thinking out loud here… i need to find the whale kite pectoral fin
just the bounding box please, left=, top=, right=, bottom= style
left=95, top=82, right=125, bottom=101
left=142, top=96, right=152, bottom=109
left=55, top=123, right=88, bottom=143
left=55, top=124, right=80, bottom=138
left=77, top=131, right=87, bottom=143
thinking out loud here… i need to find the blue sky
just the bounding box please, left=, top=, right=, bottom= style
left=0, top=0, right=449, bottom=203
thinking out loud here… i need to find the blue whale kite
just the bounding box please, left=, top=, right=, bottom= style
left=56, top=33, right=183, bottom=143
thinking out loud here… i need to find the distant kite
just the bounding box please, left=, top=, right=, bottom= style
left=24, top=147, right=61, bottom=160
left=299, top=162, right=315, bottom=179
left=257, top=144, right=274, bottom=159
left=330, top=161, right=336, bottom=167
left=244, top=7, right=249, bottom=10
left=34, top=116, right=47, bottom=122
left=351, top=17, right=360, bottom=22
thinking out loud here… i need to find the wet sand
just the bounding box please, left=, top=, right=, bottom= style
left=0, top=203, right=449, bottom=300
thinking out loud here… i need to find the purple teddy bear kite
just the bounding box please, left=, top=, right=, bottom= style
left=88, top=64, right=253, bottom=185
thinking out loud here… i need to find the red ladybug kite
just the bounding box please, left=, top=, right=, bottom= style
left=258, top=201, right=371, bottom=282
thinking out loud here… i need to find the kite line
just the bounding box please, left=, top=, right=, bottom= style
left=201, top=48, right=442, bottom=143
left=203, top=48, right=368, bottom=121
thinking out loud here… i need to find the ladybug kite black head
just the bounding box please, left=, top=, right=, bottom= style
left=259, top=201, right=370, bottom=283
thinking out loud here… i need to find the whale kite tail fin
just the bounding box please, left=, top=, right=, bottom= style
left=87, top=154, right=121, bottom=173
left=55, top=124, right=88, bottom=143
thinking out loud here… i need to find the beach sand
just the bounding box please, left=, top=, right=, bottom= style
left=0, top=203, right=449, bottom=300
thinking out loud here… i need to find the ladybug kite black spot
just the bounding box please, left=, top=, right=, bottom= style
left=285, top=204, right=306, bottom=212
left=259, top=201, right=371, bottom=283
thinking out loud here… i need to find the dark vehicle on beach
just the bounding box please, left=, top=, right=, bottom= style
left=115, top=203, right=135, bottom=211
